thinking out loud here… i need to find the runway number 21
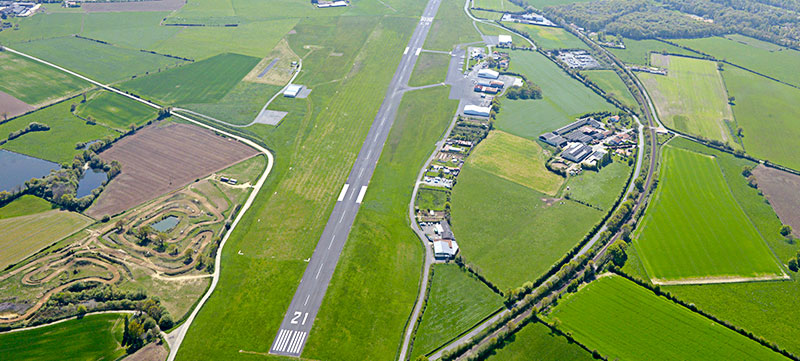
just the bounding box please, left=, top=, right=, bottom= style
left=291, top=311, right=309, bottom=325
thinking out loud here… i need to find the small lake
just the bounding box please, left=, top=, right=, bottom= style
left=152, top=215, right=179, bottom=232
left=76, top=168, right=108, bottom=198
left=0, top=149, right=60, bottom=193
left=79, top=140, right=100, bottom=150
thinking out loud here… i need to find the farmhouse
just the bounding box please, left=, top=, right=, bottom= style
left=283, top=84, right=303, bottom=98
left=561, top=143, right=593, bottom=163
left=313, top=0, right=348, bottom=7
left=539, top=132, right=568, bottom=147
left=464, top=104, right=491, bottom=117
left=498, top=35, right=513, bottom=47
left=478, top=69, right=499, bottom=79
left=433, top=239, right=459, bottom=259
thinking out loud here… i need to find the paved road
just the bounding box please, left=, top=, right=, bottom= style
left=268, top=0, right=444, bottom=357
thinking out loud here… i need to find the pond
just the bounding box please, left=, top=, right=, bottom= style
left=0, top=149, right=60, bottom=192
left=79, top=140, right=100, bottom=150
left=76, top=168, right=108, bottom=198
left=151, top=215, right=179, bottom=232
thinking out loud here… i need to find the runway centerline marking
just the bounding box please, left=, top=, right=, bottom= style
left=328, top=235, right=336, bottom=250
left=304, top=294, right=310, bottom=306
left=315, top=263, right=324, bottom=279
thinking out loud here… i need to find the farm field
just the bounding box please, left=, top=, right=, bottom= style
left=0, top=92, right=33, bottom=121
left=581, top=69, right=639, bottom=112
left=0, top=195, right=52, bottom=220
left=474, top=0, right=524, bottom=11
left=0, top=12, right=82, bottom=44
left=183, top=81, right=282, bottom=126
left=0, top=313, right=126, bottom=361
left=424, top=0, right=483, bottom=51
left=409, top=52, right=450, bottom=87
left=0, top=51, right=89, bottom=106
left=0, top=209, right=92, bottom=270
left=609, top=38, right=699, bottom=65
left=498, top=50, right=615, bottom=140
left=638, top=54, right=735, bottom=145
left=753, top=165, right=800, bottom=236
left=722, top=65, right=800, bottom=171
left=634, top=145, right=785, bottom=284
left=565, top=159, right=631, bottom=210
left=504, top=23, right=588, bottom=50
left=417, top=187, right=449, bottom=212
left=469, top=130, right=564, bottom=195
left=451, top=165, right=603, bottom=289
left=87, top=122, right=258, bottom=218
left=80, top=11, right=181, bottom=50
left=525, top=0, right=593, bottom=7
left=120, top=53, right=260, bottom=106
left=485, top=321, right=594, bottom=361
left=545, top=275, right=787, bottom=360
left=411, top=264, right=503, bottom=359
left=470, top=9, right=503, bottom=20
left=217, top=154, right=267, bottom=185
left=75, top=91, right=159, bottom=130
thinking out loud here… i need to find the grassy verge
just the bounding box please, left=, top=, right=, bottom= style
left=0, top=195, right=53, bottom=219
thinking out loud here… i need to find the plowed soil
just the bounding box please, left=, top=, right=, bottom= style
left=753, top=164, right=800, bottom=236
left=0, top=91, right=34, bottom=120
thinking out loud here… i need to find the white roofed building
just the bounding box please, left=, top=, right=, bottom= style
left=433, top=239, right=459, bottom=259
left=498, top=34, right=512, bottom=46
left=283, top=84, right=303, bottom=98
left=463, top=105, right=491, bottom=117
left=478, top=68, right=499, bottom=79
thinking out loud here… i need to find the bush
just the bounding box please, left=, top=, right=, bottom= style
left=159, top=314, right=174, bottom=330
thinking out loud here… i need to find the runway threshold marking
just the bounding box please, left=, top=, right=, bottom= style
left=355, top=185, right=368, bottom=204
left=272, top=329, right=307, bottom=355
left=404, top=47, right=409, bottom=55
left=415, top=47, right=421, bottom=56
left=337, top=184, right=350, bottom=202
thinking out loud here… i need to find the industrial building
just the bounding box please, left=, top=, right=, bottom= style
left=283, top=84, right=303, bottom=98
left=539, top=132, right=568, bottom=147
left=561, top=143, right=593, bottom=163
left=477, top=68, right=499, bottom=79
left=433, top=239, right=459, bottom=259
left=463, top=104, right=491, bottom=117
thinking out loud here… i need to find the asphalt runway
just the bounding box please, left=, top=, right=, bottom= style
left=269, top=0, right=444, bottom=357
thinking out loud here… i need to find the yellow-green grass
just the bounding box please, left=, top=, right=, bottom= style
left=525, top=0, right=592, bottom=7
left=473, top=0, right=524, bottom=11
left=409, top=52, right=450, bottom=87
left=469, top=130, right=564, bottom=195
left=565, top=158, right=631, bottom=210
left=13, top=36, right=186, bottom=84
left=675, top=34, right=800, bottom=88
left=0, top=101, right=118, bottom=164
left=0, top=209, right=92, bottom=269
left=504, top=23, right=588, bottom=50
left=475, top=22, right=529, bottom=46
left=0, top=51, right=89, bottom=106
left=497, top=50, right=616, bottom=140
left=470, top=9, right=503, bottom=20
left=608, top=38, right=699, bottom=65
left=545, top=275, right=787, bottom=361
left=451, top=164, right=603, bottom=289
left=0, top=313, right=126, bottom=361
left=75, top=91, right=159, bottom=131
left=121, top=53, right=260, bottom=106
left=0, top=12, right=82, bottom=44
left=416, top=187, right=449, bottom=212
left=0, top=195, right=53, bottom=220
left=183, top=81, right=282, bottom=126
left=411, top=264, right=504, bottom=359
left=581, top=69, right=639, bottom=112
left=81, top=11, right=182, bottom=50
left=723, top=65, right=800, bottom=171
left=639, top=54, right=735, bottom=145
left=485, top=321, right=594, bottom=361
left=424, top=0, right=483, bottom=51
left=634, top=146, right=785, bottom=283
left=217, top=154, right=267, bottom=185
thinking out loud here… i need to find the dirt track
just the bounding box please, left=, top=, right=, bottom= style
left=753, top=165, right=800, bottom=237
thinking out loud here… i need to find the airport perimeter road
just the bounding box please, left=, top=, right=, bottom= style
left=269, top=0, right=444, bottom=357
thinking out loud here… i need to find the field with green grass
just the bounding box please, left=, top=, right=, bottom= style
left=474, top=0, right=524, bottom=11
left=497, top=50, right=615, bottom=140
left=638, top=54, right=735, bottom=145
left=75, top=91, right=158, bottom=130
left=565, top=158, right=631, bottom=210
left=0, top=101, right=118, bottom=164
left=485, top=321, right=594, bottom=361
left=545, top=275, right=786, bottom=360
left=0, top=195, right=52, bottom=220
left=80, top=11, right=182, bottom=50
left=504, top=23, right=588, bottom=50
left=609, top=38, right=699, bottom=65
left=675, top=34, right=800, bottom=87
left=0, top=12, right=82, bottom=44
left=525, top=0, right=592, bottom=7
left=411, top=264, right=503, bottom=359
left=470, top=9, right=503, bottom=20
left=416, top=187, right=449, bottom=212
left=13, top=36, right=186, bottom=84
left=121, top=53, right=260, bottom=106
left=409, top=52, right=450, bottom=87
left=425, top=0, right=483, bottom=51
left=469, top=130, right=564, bottom=195
left=0, top=313, right=126, bottom=361
left=0, top=52, right=89, bottom=106
left=581, top=69, right=639, bottom=112
left=217, top=155, right=266, bottom=185
left=0, top=209, right=92, bottom=269
left=634, top=145, right=785, bottom=283
left=183, top=81, right=282, bottom=126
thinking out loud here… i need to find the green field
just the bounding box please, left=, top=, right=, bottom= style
left=411, top=264, right=503, bottom=359
left=81, top=11, right=182, bottom=50
left=723, top=65, right=800, bottom=171
left=0, top=209, right=92, bottom=269
left=485, top=321, right=594, bottom=361
left=121, top=53, right=260, bottom=106
left=416, top=187, right=449, bottom=212
left=581, top=69, right=639, bottom=112
left=0, top=12, right=82, bottom=44
left=13, top=36, right=186, bottom=84
left=409, top=52, right=450, bottom=87
left=497, top=50, right=615, bottom=140
left=0, top=101, right=118, bottom=164
left=468, top=130, right=564, bottom=195
left=424, top=0, right=483, bottom=51
left=634, top=145, right=785, bottom=283
left=675, top=34, right=800, bottom=88
left=638, top=54, right=736, bottom=145
left=474, top=0, right=524, bottom=11
left=75, top=91, right=158, bottom=131
left=525, top=0, right=592, bottom=7
left=183, top=81, right=282, bottom=126
left=0, top=52, right=89, bottom=106
left=504, top=23, right=588, bottom=50
left=565, top=158, right=631, bottom=210
left=609, top=38, right=699, bottom=65
left=545, top=275, right=786, bottom=360
left=217, top=155, right=266, bottom=185
left=0, top=313, right=126, bottom=361
left=0, top=195, right=53, bottom=220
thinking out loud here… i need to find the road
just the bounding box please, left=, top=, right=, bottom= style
left=268, top=0, right=444, bottom=357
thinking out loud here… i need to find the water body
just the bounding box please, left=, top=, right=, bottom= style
left=0, top=149, right=60, bottom=192
left=76, top=168, right=108, bottom=198
left=79, top=140, right=100, bottom=150
left=152, top=215, right=179, bottom=232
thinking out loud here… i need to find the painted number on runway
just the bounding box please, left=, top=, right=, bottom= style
left=291, top=311, right=309, bottom=325
left=420, top=16, right=433, bottom=24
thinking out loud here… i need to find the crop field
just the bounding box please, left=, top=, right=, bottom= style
left=75, top=91, right=159, bottom=130
left=485, top=321, right=594, bottom=361
left=581, top=69, right=639, bottom=112
left=13, top=36, right=186, bottom=84
left=451, top=165, right=602, bottom=289
left=639, top=54, right=735, bottom=145
left=545, top=275, right=786, bottom=360
left=0, top=209, right=92, bottom=270
left=0, top=101, right=118, bottom=164
left=183, top=81, right=282, bottom=126
left=120, top=53, right=259, bottom=106
left=504, top=23, right=588, bottom=50
left=0, top=51, right=89, bottom=106
left=525, top=0, right=593, bottom=7
left=722, top=65, right=800, bottom=171
left=497, top=50, right=615, bottom=140
left=0, top=195, right=52, bottom=220
left=473, top=0, right=524, bottom=11
left=565, top=159, right=631, bottom=210
left=0, top=12, right=82, bottom=44
left=634, top=145, right=785, bottom=284
left=675, top=34, right=800, bottom=88
left=0, top=313, right=125, bottom=361
left=470, top=9, right=503, bottom=20
left=80, top=11, right=182, bottom=50
left=83, top=0, right=185, bottom=12
left=753, top=165, right=800, bottom=236
left=608, top=38, right=699, bottom=65
left=409, top=52, right=450, bottom=87
left=411, top=264, right=503, bottom=359
left=469, top=130, right=564, bottom=195
left=0, top=92, right=34, bottom=120
left=424, top=0, right=483, bottom=51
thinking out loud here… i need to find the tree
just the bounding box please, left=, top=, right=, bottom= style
left=607, top=239, right=628, bottom=267
left=634, top=176, right=644, bottom=192
left=115, top=220, right=125, bottom=233
left=788, top=258, right=798, bottom=272
left=122, top=315, right=130, bottom=346
left=76, top=305, right=87, bottom=317
left=728, top=96, right=735, bottom=105
left=780, top=225, right=793, bottom=238
left=159, top=314, right=174, bottom=330
left=126, top=320, right=144, bottom=353
left=415, top=356, right=431, bottom=361
left=70, top=103, right=77, bottom=112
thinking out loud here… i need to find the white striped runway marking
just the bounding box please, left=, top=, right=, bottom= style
left=288, top=331, right=307, bottom=354
left=355, top=185, right=368, bottom=204
left=404, top=47, right=409, bottom=55
left=415, top=47, right=421, bottom=56
left=272, top=329, right=308, bottom=355
left=337, top=183, right=349, bottom=202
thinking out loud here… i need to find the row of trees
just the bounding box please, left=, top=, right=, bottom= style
left=6, top=122, right=49, bottom=142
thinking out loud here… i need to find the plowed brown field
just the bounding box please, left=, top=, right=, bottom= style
left=753, top=164, right=800, bottom=237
